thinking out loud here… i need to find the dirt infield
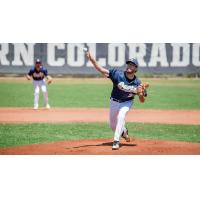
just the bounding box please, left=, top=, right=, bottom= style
left=0, top=108, right=200, bottom=154
left=0, top=108, right=200, bottom=124
left=0, top=138, right=200, bottom=155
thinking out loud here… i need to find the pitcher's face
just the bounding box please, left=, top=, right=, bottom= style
left=126, top=63, right=137, bottom=74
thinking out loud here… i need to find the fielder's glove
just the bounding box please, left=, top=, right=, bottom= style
left=46, top=76, right=52, bottom=85
left=47, top=79, right=52, bottom=85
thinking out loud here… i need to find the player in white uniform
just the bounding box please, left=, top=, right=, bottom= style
left=26, top=59, right=52, bottom=110
left=86, top=51, right=145, bottom=150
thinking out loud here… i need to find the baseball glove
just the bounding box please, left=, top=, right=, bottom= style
left=138, top=83, right=149, bottom=103
left=47, top=79, right=52, bottom=85
left=46, top=76, right=53, bottom=85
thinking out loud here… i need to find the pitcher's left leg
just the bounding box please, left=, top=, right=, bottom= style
left=113, top=106, right=130, bottom=142
left=113, top=101, right=132, bottom=149
left=119, top=101, right=133, bottom=141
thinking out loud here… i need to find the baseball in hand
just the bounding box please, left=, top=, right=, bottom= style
left=83, top=47, right=88, bottom=52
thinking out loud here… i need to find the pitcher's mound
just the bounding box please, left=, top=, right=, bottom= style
left=0, top=138, right=200, bottom=155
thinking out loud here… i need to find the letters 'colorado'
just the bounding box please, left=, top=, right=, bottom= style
left=148, top=43, right=169, bottom=67
left=171, top=43, right=190, bottom=67
left=12, top=43, right=35, bottom=66
left=47, top=43, right=65, bottom=66
left=67, top=43, right=84, bottom=67
left=192, top=43, right=200, bottom=66
left=108, top=43, right=125, bottom=67
left=127, top=43, right=147, bottom=67
left=0, top=43, right=10, bottom=65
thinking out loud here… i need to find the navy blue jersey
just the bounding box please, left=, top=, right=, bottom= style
left=28, top=67, right=48, bottom=80
left=108, top=68, right=141, bottom=101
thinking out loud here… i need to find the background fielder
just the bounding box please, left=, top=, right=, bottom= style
left=26, top=59, right=52, bottom=109
left=86, top=50, right=146, bottom=150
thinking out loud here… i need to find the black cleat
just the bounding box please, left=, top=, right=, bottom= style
left=112, top=141, right=120, bottom=150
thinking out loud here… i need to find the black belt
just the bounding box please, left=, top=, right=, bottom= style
left=110, top=97, right=133, bottom=103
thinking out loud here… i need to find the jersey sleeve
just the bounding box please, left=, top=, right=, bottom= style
left=28, top=68, right=34, bottom=76
left=43, top=68, right=48, bottom=76
left=108, top=68, right=119, bottom=83
left=137, top=78, right=142, bottom=86
left=136, top=78, right=142, bottom=86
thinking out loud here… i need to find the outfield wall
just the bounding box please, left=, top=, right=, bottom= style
left=0, top=43, right=200, bottom=75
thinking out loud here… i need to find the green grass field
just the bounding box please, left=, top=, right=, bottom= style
left=0, top=78, right=200, bottom=149
left=0, top=123, right=200, bottom=148
left=0, top=78, right=200, bottom=109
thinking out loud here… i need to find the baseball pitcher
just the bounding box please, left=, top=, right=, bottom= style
left=26, top=59, right=52, bottom=109
left=86, top=51, right=148, bottom=150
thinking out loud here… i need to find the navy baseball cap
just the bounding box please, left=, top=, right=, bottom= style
left=126, top=58, right=139, bottom=67
left=35, top=59, right=41, bottom=64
